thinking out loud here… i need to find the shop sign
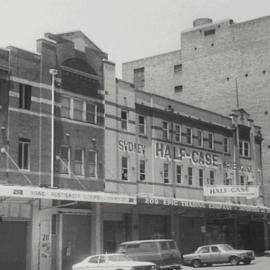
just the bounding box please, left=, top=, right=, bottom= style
left=223, top=161, right=253, bottom=172
left=155, top=142, right=219, bottom=167
left=203, top=185, right=259, bottom=199
left=0, top=185, right=137, bottom=204
left=118, top=140, right=145, bottom=154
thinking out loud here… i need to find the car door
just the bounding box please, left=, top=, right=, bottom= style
left=197, top=246, right=211, bottom=264
left=209, top=246, right=222, bottom=263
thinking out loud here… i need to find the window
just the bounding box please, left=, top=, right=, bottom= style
left=176, top=165, right=182, bottom=184
left=198, top=130, right=203, bottom=147
left=139, top=160, right=146, bottom=181
left=163, top=163, right=169, bottom=183
left=209, top=133, right=214, bottom=149
left=186, top=127, right=192, bottom=145
left=87, top=150, right=97, bottom=177
left=198, top=246, right=210, bottom=253
left=18, top=138, right=30, bottom=170
left=73, top=99, right=83, bottom=121
left=224, top=173, right=232, bottom=185
left=199, top=169, right=203, bottom=187
left=175, top=124, right=181, bottom=142
left=74, top=149, right=84, bottom=176
left=174, top=85, right=183, bottom=93
left=121, top=110, right=128, bottom=130
left=224, top=137, right=229, bottom=153
left=204, top=29, right=215, bottom=36
left=19, top=84, right=31, bottom=110
left=138, top=115, right=146, bottom=135
left=121, top=156, right=128, bottom=180
left=239, top=140, right=250, bottom=157
left=210, top=170, right=215, bottom=185
left=59, top=146, right=70, bottom=174
left=134, top=67, right=144, bottom=88
left=162, top=121, right=169, bottom=140
left=211, top=246, right=220, bottom=253
left=174, top=64, right=182, bottom=72
left=86, top=102, right=96, bottom=124
left=61, top=96, right=71, bottom=118
left=188, top=167, right=193, bottom=185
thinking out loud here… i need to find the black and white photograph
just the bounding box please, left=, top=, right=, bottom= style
left=0, top=0, right=270, bottom=269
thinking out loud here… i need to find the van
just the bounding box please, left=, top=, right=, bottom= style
left=118, top=239, right=182, bottom=270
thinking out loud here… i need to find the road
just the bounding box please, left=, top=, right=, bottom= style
left=182, top=256, right=270, bottom=270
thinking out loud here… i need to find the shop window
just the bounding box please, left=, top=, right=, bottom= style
left=174, top=64, right=182, bottom=72
left=87, top=150, right=97, bottom=177
left=175, top=124, right=181, bottom=142
left=138, top=115, right=146, bottom=135
left=176, top=165, right=182, bottom=184
left=199, top=169, right=203, bottom=186
left=139, top=160, right=146, bottom=181
left=174, top=85, right=183, bottom=93
left=86, top=102, right=97, bottom=124
left=224, top=137, right=230, bottom=153
left=209, top=133, right=214, bottom=149
left=198, top=130, right=203, bottom=147
left=210, top=170, right=215, bottom=185
left=73, top=99, right=84, bottom=121
left=186, top=127, right=192, bottom=145
left=18, top=138, right=30, bottom=170
left=239, top=140, right=250, bottom=157
left=163, top=163, right=169, bottom=183
left=61, top=96, right=71, bottom=118
left=121, top=156, right=128, bottom=180
left=121, top=110, right=128, bottom=130
left=59, top=146, right=70, bottom=174
left=19, top=84, right=31, bottom=110
left=74, top=149, right=84, bottom=176
left=162, top=121, right=169, bottom=140
left=188, top=167, right=193, bottom=185
left=134, top=67, right=145, bottom=88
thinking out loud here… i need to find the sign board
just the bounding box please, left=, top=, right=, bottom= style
left=203, top=185, right=259, bottom=199
left=0, top=185, right=137, bottom=204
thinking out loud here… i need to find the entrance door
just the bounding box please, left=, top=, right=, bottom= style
left=62, top=215, right=91, bottom=270
left=0, top=221, right=27, bottom=270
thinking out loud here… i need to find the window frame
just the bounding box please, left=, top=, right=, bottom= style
left=121, top=110, right=128, bottom=130
left=163, top=163, right=169, bottom=183
left=18, top=138, right=30, bottom=170
left=87, top=150, right=97, bottom=178
left=139, top=159, right=146, bottom=181
left=239, top=140, right=250, bottom=158
left=199, top=168, right=204, bottom=187
left=59, top=145, right=70, bottom=175
left=19, top=84, right=31, bottom=110
left=162, top=121, right=169, bottom=140
left=121, top=156, right=128, bottom=181
left=73, top=98, right=84, bottom=121
left=224, top=137, right=230, bottom=154
left=210, top=170, right=215, bottom=185
left=175, top=124, right=181, bottom=142
left=186, top=127, right=193, bottom=145
left=138, top=115, right=146, bottom=135
left=74, top=148, right=84, bottom=176
left=176, top=164, right=182, bottom=184
left=86, top=101, right=97, bottom=124
left=188, top=167, right=193, bottom=185
left=133, top=67, right=145, bottom=88
left=209, top=132, right=214, bottom=150
left=197, top=130, right=203, bottom=147
left=60, top=95, right=71, bottom=118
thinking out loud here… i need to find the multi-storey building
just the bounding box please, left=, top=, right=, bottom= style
left=0, top=31, right=136, bottom=270
left=122, top=15, right=270, bottom=207
left=104, top=62, right=269, bottom=255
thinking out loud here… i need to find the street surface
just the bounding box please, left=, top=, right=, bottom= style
left=182, top=256, right=270, bottom=270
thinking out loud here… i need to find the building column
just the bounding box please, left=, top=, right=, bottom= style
left=170, top=209, right=176, bottom=239
left=91, top=203, right=103, bottom=254
left=131, top=207, right=139, bottom=240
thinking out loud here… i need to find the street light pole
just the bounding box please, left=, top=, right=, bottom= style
left=49, top=69, right=58, bottom=188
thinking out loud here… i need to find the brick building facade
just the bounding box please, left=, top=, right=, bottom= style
left=122, top=15, right=270, bottom=206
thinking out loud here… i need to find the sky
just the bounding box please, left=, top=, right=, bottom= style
left=1, top=0, right=270, bottom=76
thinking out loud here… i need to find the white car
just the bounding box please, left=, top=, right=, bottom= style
left=72, top=253, right=156, bottom=270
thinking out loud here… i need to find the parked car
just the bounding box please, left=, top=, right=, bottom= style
left=118, top=239, right=182, bottom=270
left=183, top=244, right=255, bottom=268
left=72, top=253, right=156, bottom=270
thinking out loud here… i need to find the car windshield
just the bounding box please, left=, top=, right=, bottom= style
left=107, top=254, right=132, bottom=262
left=220, top=244, right=235, bottom=251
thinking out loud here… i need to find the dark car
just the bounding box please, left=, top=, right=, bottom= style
left=183, top=244, right=255, bottom=268
left=118, top=239, right=182, bottom=270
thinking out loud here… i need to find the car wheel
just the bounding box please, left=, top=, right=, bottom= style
left=230, top=256, right=240, bottom=266
left=192, top=259, right=202, bottom=268
left=243, top=259, right=251, bottom=265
